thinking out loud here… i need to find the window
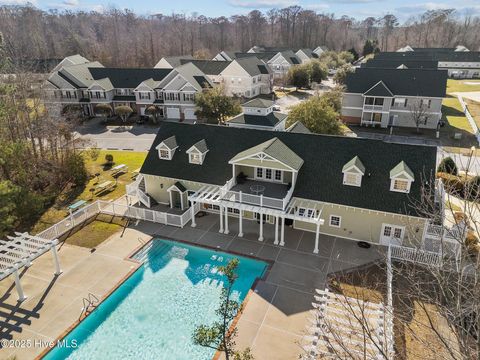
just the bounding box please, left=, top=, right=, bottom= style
left=297, top=207, right=318, bottom=218
left=256, top=168, right=263, bottom=178
left=393, top=98, right=407, bottom=107
left=227, top=208, right=240, bottom=214
left=329, top=215, right=341, bottom=228
left=393, top=228, right=402, bottom=239
left=365, top=97, right=375, bottom=105
left=274, top=170, right=282, bottom=181
left=159, top=149, right=171, bottom=160
left=343, top=172, right=361, bottom=187
left=139, top=92, right=151, bottom=100
left=184, top=93, right=195, bottom=102
left=383, top=226, right=392, bottom=237
left=298, top=208, right=306, bottom=217
left=374, top=98, right=384, bottom=106
left=189, top=153, right=202, bottom=164
left=392, top=179, right=410, bottom=192
left=265, top=168, right=272, bottom=179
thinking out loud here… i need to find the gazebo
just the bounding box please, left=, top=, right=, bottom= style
left=0, top=232, right=62, bottom=302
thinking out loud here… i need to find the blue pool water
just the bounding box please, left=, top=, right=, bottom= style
left=44, top=239, right=267, bottom=360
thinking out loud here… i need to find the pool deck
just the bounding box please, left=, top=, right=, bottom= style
left=0, top=214, right=385, bottom=360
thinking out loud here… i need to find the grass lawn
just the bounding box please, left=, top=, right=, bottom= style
left=31, top=150, right=147, bottom=235
left=465, top=99, right=480, bottom=128
left=440, top=96, right=477, bottom=147
left=447, top=79, right=480, bottom=93
left=64, top=215, right=127, bottom=248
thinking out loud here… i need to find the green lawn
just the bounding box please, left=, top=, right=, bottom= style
left=447, top=79, right=480, bottom=93
left=442, top=97, right=474, bottom=134
left=31, top=150, right=147, bottom=235
left=64, top=215, right=127, bottom=248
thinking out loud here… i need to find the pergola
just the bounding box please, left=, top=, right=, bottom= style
left=189, top=186, right=325, bottom=253
left=0, top=232, right=62, bottom=302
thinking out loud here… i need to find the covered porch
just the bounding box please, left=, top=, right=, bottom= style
left=231, top=179, right=290, bottom=200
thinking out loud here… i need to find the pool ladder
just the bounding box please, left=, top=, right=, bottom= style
left=79, top=293, right=100, bottom=320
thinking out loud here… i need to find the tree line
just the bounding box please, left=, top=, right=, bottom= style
left=0, top=5, right=479, bottom=69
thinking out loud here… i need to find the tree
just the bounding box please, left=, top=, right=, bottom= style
left=409, top=102, right=429, bottom=133
left=437, top=157, right=458, bottom=175
left=193, top=48, right=211, bottom=60
left=321, top=86, right=344, bottom=112
left=287, top=65, right=310, bottom=88
left=287, top=96, right=342, bottom=135
left=94, top=103, right=113, bottom=118
left=362, top=39, right=379, bottom=56
left=347, top=47, right=359, bottom=61
left=193, top=258, right=254, bottom=360
left=306, top=60, right=328, bottom=84
left=333, top=64, right=354, bottom=85
left=115, top=105, right=133, bottom=123
left=194, top=86, right=241, bottom=124
left=145, top=105, right=162, bottom=124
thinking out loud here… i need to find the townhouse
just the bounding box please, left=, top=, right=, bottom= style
left=341, top=68, right=447, bottom=129
left=44, top=55, right=213, bottom=120
left=376, top=47, right=480, bottom=78
left=295, top=48, right=319, bottom=64
left=181, top=57, right=273, bottom=98
left=130, top=122, right=451, bottom=256
left=226, top=99, right=288, bottom=131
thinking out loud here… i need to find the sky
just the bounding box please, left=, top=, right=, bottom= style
left=3, top=0, right=480, bottom=22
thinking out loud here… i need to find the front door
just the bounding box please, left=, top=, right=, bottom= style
left=380, top=224, right=404, bottom=246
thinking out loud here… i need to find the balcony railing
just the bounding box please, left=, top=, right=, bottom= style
left=363, top=104, right=384, bottom=111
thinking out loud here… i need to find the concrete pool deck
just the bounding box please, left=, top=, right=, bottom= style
left=0, top=214, right=385, bottom=360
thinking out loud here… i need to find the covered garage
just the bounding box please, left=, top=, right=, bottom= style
left=166, top=107, right=180, bottom=119
left=184, top=108, right=197, bottom=120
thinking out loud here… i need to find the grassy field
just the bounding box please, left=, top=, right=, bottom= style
left=64, top=215, right=127, bottom=248
left=442, top=97, right=474, bottom=134
left=31, top=150, right=147, bottom=235
left=447, top=79, right=480, bottom=93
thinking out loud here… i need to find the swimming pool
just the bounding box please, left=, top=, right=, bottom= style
left=44, top=239, right=267, bottom=360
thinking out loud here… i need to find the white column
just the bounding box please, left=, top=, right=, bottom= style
left=51, top=245, right=62, bottom=275
left=169, top=191, right=173, bottom=208
left=180, top=192, right=184, bottom=210
left=274, top=216, right=279, bottom=245
left=280, top=216, right=285, bottom=246
left=224, top=207, right=230, bottom=234
left=219, top=206, right=224, bottom=233
left=259, top=212, right=264, bottom=241
left=314, top=222, right=320, bottom=254
left=190, top=201, right=196, bottom=227
left=13, top=268, right=26, bottom=302
left=238, top=210, right=243, bottom=237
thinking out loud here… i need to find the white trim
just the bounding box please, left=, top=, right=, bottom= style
left=380, top=223, right=405, bottom=245
left=342, top=172, right=362, bottom=187
left=254, top=167, right=284, bottom=183
left=229, top=151, right=299, bottom=172
left=390, top=178, right=412, bottom=193
left=329, top=215, right=342, bottom=228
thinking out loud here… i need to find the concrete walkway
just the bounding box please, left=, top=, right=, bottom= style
left=0, top=214, right=385, bottom=360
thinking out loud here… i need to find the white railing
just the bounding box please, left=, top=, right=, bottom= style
left=458, top=95, right=480, bottom=145
left=126, top=175, right=150, bottom=208
left=426, top=223, right=463, bottom=242
left=363, top=104, right=384, bottom=111
left=390, top=244, right=442, bottom=266
left=223, top=190, right=284, bottom=210
left=282, top=186, right=295, bottom=209
left=36, top=198, right=196, bottom=241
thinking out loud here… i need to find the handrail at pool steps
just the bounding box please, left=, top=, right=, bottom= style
left=36, top=198, right=199, bottom=241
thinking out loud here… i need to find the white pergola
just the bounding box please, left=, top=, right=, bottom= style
left=0, top=232, right=62, bottom=302
left=189, top=187, right=325, bottom=253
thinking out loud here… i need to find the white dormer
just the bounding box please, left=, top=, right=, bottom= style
left=390, top=161, right=414, bottom=193
left=342, top=156, right=365, bottom=187
left=186, top=139, right=208, bottom=165
left=155, top=136, right=178, bottom=160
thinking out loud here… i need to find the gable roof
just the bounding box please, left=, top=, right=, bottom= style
left=285, top=121, right=311, bottom=134
left=161, top=55, right=195, bottom=68
left=140, top=123, right=437, bottom=216
left=173, top=63, right=214, bottom=91
left=230, top=137, right=304, bottom=171
left=242, top=98, right=273, bottom=108
left=345, top=68, right=447, bottom=98
left=363, top=80, right=394, bottom=97
left=235, top=52, right=278, bottom=62
left=157, top=135, right=177, bottom=150
left=342, top=156, right=366, bottom=174
left=228, top=112, right=287, bottom=127
left=188, top=139, right=208, bottom=153
left=390, top=161, right=414, bottom=179
left=88, top=67, right=172, bottom=88
left=180, top=59, right=231, bottom=75
left=235, top=57, right=272, bottom=76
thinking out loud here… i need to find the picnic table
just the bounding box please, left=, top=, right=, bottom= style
left=95, top=180, right=115, bottom=195
left=67, top=199, right=87, bottom=216
left=111, top=164, right=128, bottom=176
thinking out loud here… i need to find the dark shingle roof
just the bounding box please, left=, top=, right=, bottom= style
left=345, top=68, right=447, bottom=98
left=375, top=51, right=480, bottom=62
left=363, top=59, right=438, bottom=69
left=363, top=81, right=394, bottom=97
left=140, top=123, right=437, bottom=216
left=180, top=59, right=231, bottom=75
left=286, top=121, right=311, bottom=134
left=89, top=68, right=172, bottom=88
left=228, top=112, right=287, bottom=127
left=236, top=57, right=272, bottom=76
left=242, top=98, right=273, bottom=108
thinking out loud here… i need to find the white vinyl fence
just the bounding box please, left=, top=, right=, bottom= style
left=37, top=199, right=196, bottom=241
left=458, top=95, right=480, bottom=145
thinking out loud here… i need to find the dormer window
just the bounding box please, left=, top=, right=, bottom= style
left=156, top=136, right=178, bottom=161
left=390, top=161, right=414, bottom=193
left=187, top=139, right=208, bottom=165
left=342, top=156, right=365, bottom=187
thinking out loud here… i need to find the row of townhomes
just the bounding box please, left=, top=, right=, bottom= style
left=386, top=45, right=480, bottom=78
left=128, top=121, right=455, bottom=257
left=341, top=67, right=448, bottom=129
left=213, top=45, right=327, bottom=78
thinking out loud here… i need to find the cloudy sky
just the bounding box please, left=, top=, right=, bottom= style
left=3, top=0, right=480, bottom=21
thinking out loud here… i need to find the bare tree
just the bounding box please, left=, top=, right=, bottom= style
left=409, top=102, right=429, bottom=133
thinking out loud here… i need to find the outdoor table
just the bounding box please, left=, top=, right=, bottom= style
left=67, top=199, right=87, bottom=216
left=250, top=184, right=266, bottom=195
left=111, top=164, right=128, bottom=176
left=95, top=180, right=114, bottom=194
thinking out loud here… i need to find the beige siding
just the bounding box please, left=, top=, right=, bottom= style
left=292, top=198, right=426, bottom=247
left=234, top=158, right=292, bottom=171
left=143, top=175, right=209, bottom=204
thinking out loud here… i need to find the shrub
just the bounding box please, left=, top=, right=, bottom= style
left=287, top=65, right=310, bottom=88
left=105, top=153, right=114, bottom=164
left=465, top=231, right=480, bottom=257
left=437, top=172, right=464, bottom=195
left=437, top=157, right=458, bottom=175
left=64, top=153, right=88, bottom=185
left=466, top=175, right=480, bottom=200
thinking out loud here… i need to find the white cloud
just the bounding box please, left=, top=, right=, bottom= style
left=0, top=0, right=37, bottom=5
left=61, top=0, right=78, bottom=6
left=229, top=0, right=298, bottom=8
